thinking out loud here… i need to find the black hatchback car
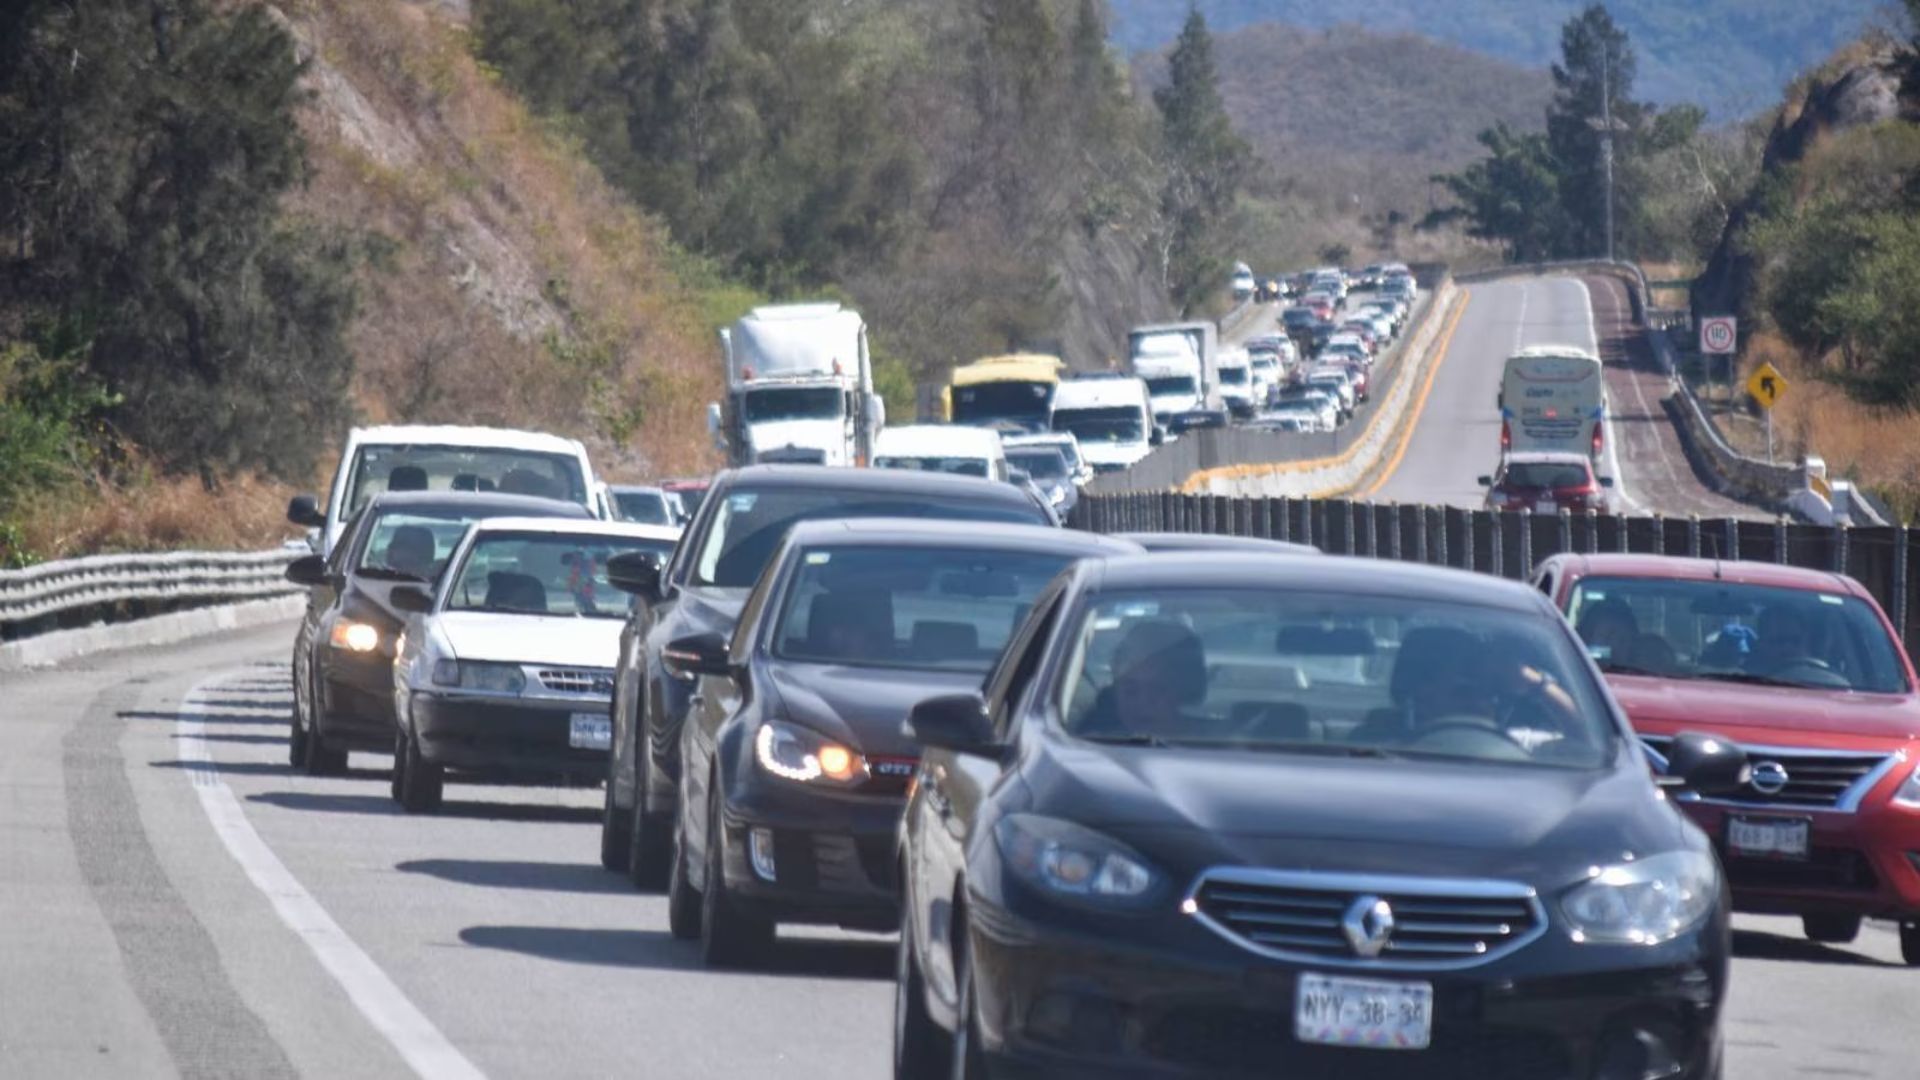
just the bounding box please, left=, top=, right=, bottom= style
left=894, top=554, right=1746, bottom=1080
left=284, top=491, right=590, bottom=774
left=601, top=465, right=1057, bottom=887
left=661, top=518, right=1138, bottom=968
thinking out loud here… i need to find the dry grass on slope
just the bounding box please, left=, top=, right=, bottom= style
left=279, top=0, right=723, bottom=483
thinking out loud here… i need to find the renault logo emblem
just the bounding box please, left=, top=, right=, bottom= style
left=1342, top=895, right=1395, bottom=958
left=1750, top=760, right=1790, bottom=796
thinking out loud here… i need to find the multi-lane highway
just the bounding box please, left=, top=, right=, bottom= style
left=5, top=620, right=1915, bottom=1079
left=1364, top=275, right=1758, bottom=518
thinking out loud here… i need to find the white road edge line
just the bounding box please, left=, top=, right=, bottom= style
left=177, top=677, right=488, bottom=1080
left=1569, top=278, right=1645, bottom=516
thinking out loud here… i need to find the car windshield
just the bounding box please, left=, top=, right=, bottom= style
left=875, top=455, right=990, bottom=478
left=952, top=381, right=1053, bottom=424
left=1053, top=407, right=1143, bottom=444
left=1007, top=448, right=1068, bottom=479
left=1056, top=588, right=1614, bottom=768
left=1568, top=577, right=1909, bottom=692
left=613, top=489, right=674, bottom=525
left=1144, top=375, right=1197, bottom=397
left=1504, top=462, right=1591, bottom=488
left=1219, top=368, right=1249, bottom=385
left=344, top=444, right=587, bottom=515
left=445, top=532, right=676, bottom=618
left=741, top=387, right=843, bottom=423
left=356, top=510, right=491, bottom=580
left=773, top=545, right=1075, bottom=672
left=689, top=487, right=1046, bottom=588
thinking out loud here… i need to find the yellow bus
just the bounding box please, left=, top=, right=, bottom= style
left=942, top=353, right=1067, bottom=432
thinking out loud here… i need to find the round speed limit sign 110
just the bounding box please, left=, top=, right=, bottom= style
left=1700, top=316, right=1736, bottom=355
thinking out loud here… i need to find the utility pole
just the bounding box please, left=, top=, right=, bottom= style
left=1588, top=43, right=1626, bottom=263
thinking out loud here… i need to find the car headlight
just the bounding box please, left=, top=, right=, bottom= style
left=329, top=620, right=381, bottom=653
left=1893, top=763, right=1920, bottom=808
left=431, top=660, right=525, bottom=694
left=754, top=720, right=866, bottom=786
left=993, top=813, right=1162, bottom=909
left=1562, top=851, right=1719, bottom=945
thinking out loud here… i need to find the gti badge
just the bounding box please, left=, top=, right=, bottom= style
left=1342, top=895, right=1395, bottom=959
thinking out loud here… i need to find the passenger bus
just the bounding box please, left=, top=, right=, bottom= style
left=942, top=353, right=1067, bottom=433
left=1499, top=346, right=1607, bottom=461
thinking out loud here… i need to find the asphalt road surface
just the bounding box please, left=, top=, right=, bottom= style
left=1366, top=275, right=1760, bottom=519
left=7, top=622, right=1917, bottom=1078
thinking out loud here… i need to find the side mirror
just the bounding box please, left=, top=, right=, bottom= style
left=905, top=693, right=1001, bottom=758
left=1660, top=731, right=1751, bottom=797
left=663, top=632, right=731, bottom=679
left=1599, top=476, right=1617, bottom=488
left=287, top=494, right=325, bottom=529
left=1476, top=475, right=1493, bottom=487
left=605, top=551, right=664, bottom=603
left=706, top=402, right=727, bottom=452
left=1149, top=426, right=1165, bottom=447
left=285, top=554, right=330, bottom=588
left=390, top=584, right=434, bottom=615
left=1008, top=466, right=1032, bottom=487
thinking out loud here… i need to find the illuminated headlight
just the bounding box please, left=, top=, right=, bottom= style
left=1562, top=851, right=1718, bottom=945
left=329, top=620, right=381, bottom=653
left=431, top=660, right=525, bottom=694
left=994, top=813, right=1162, bottom=909
left=1893, top=763, right=1920, bottom=808
left=754, top=720, right=866, bottom=786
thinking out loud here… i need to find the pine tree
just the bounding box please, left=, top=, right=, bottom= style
left=1155, top=8, right=1252, bottom=314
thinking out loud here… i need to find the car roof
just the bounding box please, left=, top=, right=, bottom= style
left=346, top=424, right=585, bottom=455
left=1545, top=553, right=1866, bottom=596
left=784, top=518, right=1135, bottom=555
left=610, top=484, right=666, bottom=495
left=1052, top=378, right=1148, bottom=408
left=1089, top=553, right=1545, bottom=611
left=1116, top=533, right=1320, bottom=556
left=876, top=425, right=1003, bottom=456
left=361, top=491, right=593, bottom=517
left=716, top=464, right=1041, bottom=507
left=467, top=517, right=681, bottom=542
left=1505, top=451, right=1593, bottom=464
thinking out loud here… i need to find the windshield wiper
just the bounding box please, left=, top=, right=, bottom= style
left=359, top=566, right=427, bottom=582
left=1678, top=670, right=1830, bottom=690
left=1078, top=733, right=1172, bottom=747
left=1595, top=660, right=1661, bottom=676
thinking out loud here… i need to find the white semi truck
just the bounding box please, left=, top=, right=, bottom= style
left=709, top=303, right=884, bottom=468
left=1127, top=321, right=1227, bottom=433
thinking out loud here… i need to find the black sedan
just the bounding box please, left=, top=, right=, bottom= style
left=661, top=518, right=1139, bottom=967
left=283, top=491, right=590, bottom=774
left=601, top=465, right=1058, bottom=887
left=894, top=553, right=1746, bottom=1079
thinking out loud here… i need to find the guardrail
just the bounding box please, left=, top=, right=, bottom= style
left=0, top=548, right=304, bottom=639
left=1069, top=492, right=1917, bottom=656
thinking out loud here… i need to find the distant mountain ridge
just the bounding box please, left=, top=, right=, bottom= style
left=1109, top=0, right=1883, bottom=115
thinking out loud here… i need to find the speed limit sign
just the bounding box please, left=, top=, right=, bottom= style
left=1700, top=316, right=1737, bottom=355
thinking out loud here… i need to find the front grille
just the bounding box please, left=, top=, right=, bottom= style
left=536, top=668, right=614, bottom=695
left=1641, top=735, right=1893, bottom=810
left=1189, top=869, right=1544, bottom=970
left=1723, top=846, right=1880, bottom=892
left=1143, top=1008, right=1572, bottom=1080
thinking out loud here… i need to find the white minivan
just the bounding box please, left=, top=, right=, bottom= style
left=873, top=424, right=1009, bottom=481
left=289, top=425, right=604, bottom=556
left=1049, top=375, right=1160, bottom=474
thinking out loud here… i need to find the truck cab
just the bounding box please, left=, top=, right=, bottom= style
left=710, top=303, right=884, bottom=468
left=1049, top=375, right=1160, bottom=474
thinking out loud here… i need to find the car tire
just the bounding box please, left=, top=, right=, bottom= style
left=599, top=762, right=632, bottom=873
left=949, top=942, right=993, bottom=1080
left=1803, top=913, right=1862, bottom=944
left=666, top=807, right=701, bottom=941
left=1901, top=922, right=1920, bottom=967
left=389, top=726, right=405, bottom=803
left=288, top=660, right=310, bottom=768
left=699, top=786, right=773, bottom=969
left=301, top=711, right=349, bottom=777
left=894, top=898, right=951, bottom=1079
left=627, top=728, right=672, bottom=890
left=398, top=725, right=443, bottom=813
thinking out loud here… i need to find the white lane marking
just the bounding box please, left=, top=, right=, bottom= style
left=1569, top=278, right=1644, bottom=515
left=177, top=678, right=487, bottom=1080
left=1594, top=276, right=1690, bottom=499
left=1512, top=282, right=1530, bottom=354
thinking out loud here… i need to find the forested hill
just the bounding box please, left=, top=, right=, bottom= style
left=1109, top=0, right=1882, bottom=115
left=1152, top=22, right=1553, bottom=218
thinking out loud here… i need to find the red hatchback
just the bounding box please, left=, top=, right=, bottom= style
left=1536, top=554, right=1920, bottom=963
left=1480, top=451, right=1611, bottom=514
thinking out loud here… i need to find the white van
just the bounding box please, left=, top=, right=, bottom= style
left=290, top=425, right=603, bottom=556
left=1499, top=346, right=1607, bottom=460
left=1049, top=375, right=1159, bottom=474
left=873, top=424, right=1008, bottom=481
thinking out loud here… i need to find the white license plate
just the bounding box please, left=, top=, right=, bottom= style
left=1536, top=500, right=1557, bottom=514
left=1295, top=972, right=1433, bottom=1051
left=568, top=712, right=612, bottom=751
left=1728, top=815, right=1810, bottom=859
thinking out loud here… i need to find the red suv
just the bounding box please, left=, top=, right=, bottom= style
left=1536, top=554, right=1920, bottom=963
left=1479, top=451, right=1611, bottom=514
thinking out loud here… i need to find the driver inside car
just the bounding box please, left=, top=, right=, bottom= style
left=1081, top=619, right=1211, bottom=740
left=1749, top=603, right=1822, bottom=675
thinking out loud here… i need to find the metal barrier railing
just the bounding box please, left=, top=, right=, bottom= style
left=0, top=548, right=303, bottom=636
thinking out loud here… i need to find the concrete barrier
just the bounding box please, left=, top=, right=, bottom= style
left=0, top=594, right=305, bottom=672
